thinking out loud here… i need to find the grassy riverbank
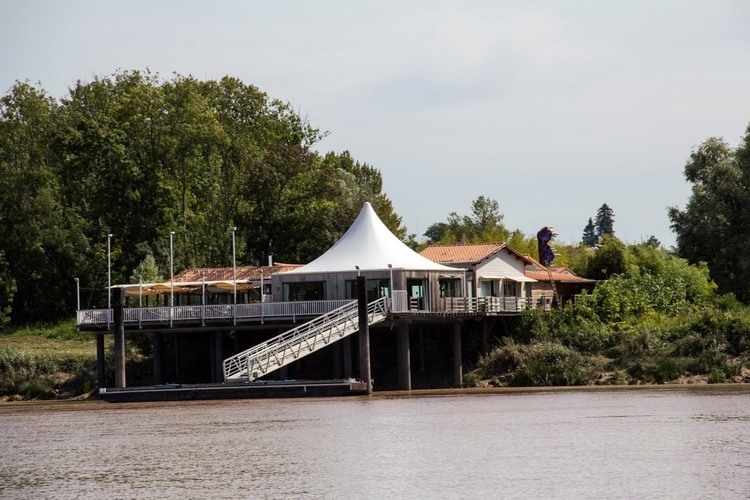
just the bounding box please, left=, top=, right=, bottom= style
left=3, top=301, right=750, bottom=401
left=0, top=321, right=100, bottom=401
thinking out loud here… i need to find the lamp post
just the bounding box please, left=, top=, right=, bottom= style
left=169, top=231, right=175, bottom=308
left=107, top=234, right=113, bottom=310
left=74, top=277, right=80, bottom=312
left=232, top=227, right=237, bottom=306
left=107, top=233, right=113, bottom=327
left=138, top=274, right=143, bottom=326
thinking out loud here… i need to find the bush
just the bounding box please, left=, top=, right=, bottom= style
left=476, top=339, right=600, bottom=387
left=0, top=347, right=96, bottom=399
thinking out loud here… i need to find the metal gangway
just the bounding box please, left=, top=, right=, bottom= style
left=223, top=297, right=389, bottom=382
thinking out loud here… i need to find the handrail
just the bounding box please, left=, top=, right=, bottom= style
left=223, top=297, right=389, bottom=381
left=77, top=293, right=556, bottom=328
left=76, top=299, right=353, bottom=326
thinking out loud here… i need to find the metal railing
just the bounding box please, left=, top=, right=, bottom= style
left=223, top=297, right=389, bottom=381
left=442, top=296, right=551, bottom=314
left=76, top=300, right=353, bottom=327
left=76, top=294, right=554, bottom=328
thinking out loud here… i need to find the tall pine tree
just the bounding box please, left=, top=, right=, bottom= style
left=582, top=217, right=598, bottom=246
left=595, top=203, right=615, bottom=237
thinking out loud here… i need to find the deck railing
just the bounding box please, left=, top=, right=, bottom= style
left=77, top=300, right=353, bottom=327
left=76, top=294, right=554, bottom=327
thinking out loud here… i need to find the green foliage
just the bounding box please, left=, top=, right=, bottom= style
left=0, top=346, right=97, bottom=399
left=475, top=339, right=603, bottom=386
left=594, top=203, right=615, bottom=237
left=582, top=217, right=597, bottom=246
left=0, top=71, right=404, bottom=325
left=423, top=195, right=509, bottom=244
left=668, top=125, right=750, bottom=303
left=586, top=235, right=627, bottom=280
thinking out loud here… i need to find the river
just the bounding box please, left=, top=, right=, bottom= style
left=1, top=385, right=748, bottom=499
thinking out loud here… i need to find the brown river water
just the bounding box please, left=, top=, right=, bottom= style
left=1, top=385, right=749, bottom=499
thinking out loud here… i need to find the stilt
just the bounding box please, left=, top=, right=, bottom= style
left=214, top=331, right=223, bottom=382
left=153, top=331, right=164, bottom=385
left=397, top=324, right=411, bottom=390
left=482, top=319, right=490, bottom=353
left=357, top=276, right=372, bottom=394
left=96, top=333, right=105, bottom=389
left=113, top=288, right=126, bottom=388
left=342, top=336, right=352, bottom=379
left=333, top=338, right=343, bottom=379
left=453, top=323, right=463, bottom=387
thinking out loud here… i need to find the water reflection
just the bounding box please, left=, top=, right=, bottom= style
left=1, top=386, right=749, bottom=499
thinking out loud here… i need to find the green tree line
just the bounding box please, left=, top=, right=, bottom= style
left=0, top=71, right=404, bottom=326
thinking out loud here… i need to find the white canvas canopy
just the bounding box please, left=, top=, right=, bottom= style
left=283, top=202, right=460, bottom=274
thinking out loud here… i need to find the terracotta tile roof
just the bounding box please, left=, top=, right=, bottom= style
left=523, top=254, right=597, bottom=283
left=420, top=243, right=506, bottom=264
left=173, top=263, right=301, bottom=283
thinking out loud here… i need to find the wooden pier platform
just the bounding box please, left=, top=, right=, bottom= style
left=98, top=379, right=368, bottom=403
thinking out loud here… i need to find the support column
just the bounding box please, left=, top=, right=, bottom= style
left=482, top=319, right=490, bottom=353
left=113, top=287, right=126, bottom=388
left=214, top=331, right=224, bottom=383
left=96, top=333, right=105, bottom=390
left=453, top=323, right=463, bottom=387
left=357, top=276, right=372, bottom=394
left=153, top=331, right=164, bottom=385
left=397, top=324, right=411, bottom=390
left=342, top=336, right=352, bottom=379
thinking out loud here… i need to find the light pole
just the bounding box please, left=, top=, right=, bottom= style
left=74, top=277, right=80, bottom=312
left=107, top=233, right=113, bottom=327
left=138, top=274, right=143, bottom=308
left=169, top=231, right=175, bottom=308
left=107, top=234, right=113, bottom=310
left=138, top=274, right=143, bottom=325
left=232, top=227, right=237, bottom=305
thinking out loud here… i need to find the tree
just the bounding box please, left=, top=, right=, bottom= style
left=668, top=126, right=750, bottom=302
left=594, top=203, right=615, bottom=238
left=582, top=217, right=597, bottom=246
left=586, top=235, right=627, bottom=280
left=423, top=195, right=509, bottom=244
left=0, top=71, right=404, bottom=325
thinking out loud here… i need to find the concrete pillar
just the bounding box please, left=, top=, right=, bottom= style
left=333, top=338, right=343, bottom=379
left=113, top=287, right=126, bottom=388
left=453, top=323, right=463, bottom=387
left=153, top=331, right=164, bottom=385
left=342, top=336, right=352, bottom=379
left=397, top=324, right=411, bottom=390
left=214, top=331, right=224, bottom=383
left=357, top=276, right=372, bottom=394
left=96, top=333, right=105, bottom=389
left=482, top=319, right=490, bottom=353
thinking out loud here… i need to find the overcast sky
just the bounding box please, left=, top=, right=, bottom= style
left=3, top=1, right=750, bottom=248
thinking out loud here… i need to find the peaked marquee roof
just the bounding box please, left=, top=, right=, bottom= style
left=283, top=202, right=460, bottom=274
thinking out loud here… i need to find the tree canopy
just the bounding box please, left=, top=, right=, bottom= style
left=0, top=71, right=404, bottom=325
left=668, top=125, right=750, bottom=302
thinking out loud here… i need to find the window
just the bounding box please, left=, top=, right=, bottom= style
left=439, top=278, right=461, bottom=298
left=283, top=281, right=326, bottom=301
left=345, top=279, right=390, bottom=301
left=503, top=280, right=517, bottom=297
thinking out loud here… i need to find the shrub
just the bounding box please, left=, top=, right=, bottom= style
left=476, top=339, right=599, bottom=387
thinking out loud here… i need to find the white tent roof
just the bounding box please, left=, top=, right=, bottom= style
left=284, top=202, right=461, bottom=274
